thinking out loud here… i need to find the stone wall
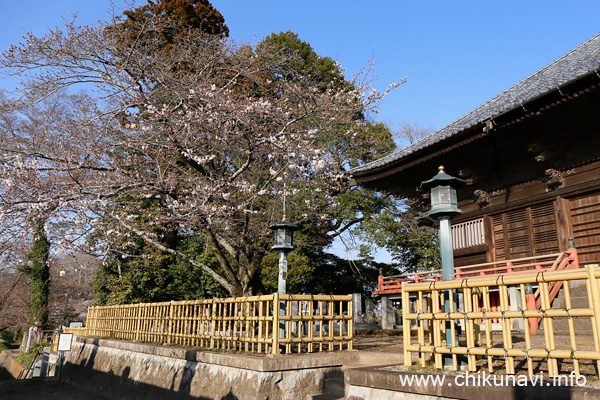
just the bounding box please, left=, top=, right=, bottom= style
left=0, top=351, right=27, bottom=379
left=62, top=337, right=352, bottom=400
left=345, top=366, right=600, bottom=400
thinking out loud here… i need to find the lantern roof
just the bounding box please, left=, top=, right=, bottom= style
left=420, top=166, right=466, bottom=191
left=269, top=219, right=299, bottom=231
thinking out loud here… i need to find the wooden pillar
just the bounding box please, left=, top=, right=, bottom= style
left=555, top=197, right=572, bottom=251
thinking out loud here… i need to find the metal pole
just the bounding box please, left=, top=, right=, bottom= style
left=278, top=251, right=287, bottom=295
left=57, top=351, right=64, bottom=382
left=278, top=251, right=287, bottom=349
left=438, top=217, right=455, bottom=281
left=439, top=216, right=456, bottom=365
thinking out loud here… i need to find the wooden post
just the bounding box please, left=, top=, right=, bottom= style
left=258, top=300, right=264, bottom=354
left=432, top=289, right=442, bottom=369
left=463, top=287, right=476, bottom=371
left=416, top=291, right=426, bottom=367
left=319, top=301, right=324, bottom=352
left=273, top=293, right=280, bottom=355
left=539, top=281, right=557, bottom=376
left=449, top=288, right=457, bottom=370
left=402, top=283, right=411, bottom=367
left=563, top=281, right=580, bottom=376
left=348, top=295, right=354, bottom=350
left=328, top=299, right=334, bottom=352
left=308, top=297, right=314, bottom=353
left=499, top=284, right=515, bottom=374
left=166, top=302, right=172, bottom=344
left=586, top=265, right=600, bottom=377
left=286, top=297, right=292, bottom=354
left=519, top=284, right=534, bottom=376
left=135, top=304, right=141, bottom=342
left=473, top=289, right=481, bottom=346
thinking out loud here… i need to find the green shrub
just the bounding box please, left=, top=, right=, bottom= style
left=16, top=340, right=51, bottom=368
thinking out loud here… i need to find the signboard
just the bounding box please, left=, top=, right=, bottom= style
left=69, top=322, right=83, bottom=328
left=58, top=333, right=73, bottom=352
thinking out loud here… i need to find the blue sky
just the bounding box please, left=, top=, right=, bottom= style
left=1, top=1, right=599, bottom=132
left=1, top=1, right=599, bottom=260
left=0, top=0, right=600, bottom=261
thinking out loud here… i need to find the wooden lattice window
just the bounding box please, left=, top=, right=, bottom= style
left=570, top=192, right=600, bottom=264
left=492, top=203, right=559, bottom=260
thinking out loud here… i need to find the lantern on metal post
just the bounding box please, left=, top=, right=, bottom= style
left=269, top=218, right=298, bottom=353
left=269, top=182, right=299, bottom=295
left=421, top=166, right=464, bottom=220
left=420, top=166, right=465, bottom=278
left=421, top=166, right=465, bottom=366
left=269, top=219, right=298, bottom=296
left=270, top=220, right=297, bottom=255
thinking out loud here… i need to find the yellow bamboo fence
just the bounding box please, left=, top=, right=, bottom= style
left=402, top=264, right=600, bottom=377
left=64, top=293, right=353, bottom=355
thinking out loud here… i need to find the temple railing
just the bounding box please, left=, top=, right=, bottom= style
left=374, top=248, right=579, bottom=296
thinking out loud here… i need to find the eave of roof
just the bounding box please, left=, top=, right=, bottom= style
left=351, top=33, right=600, bottom=177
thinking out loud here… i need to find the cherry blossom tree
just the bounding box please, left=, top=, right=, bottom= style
left=0, top=13, right=401, bottom=296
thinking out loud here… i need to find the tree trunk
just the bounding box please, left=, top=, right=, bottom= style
left=25, top=219, right=51, bottom=329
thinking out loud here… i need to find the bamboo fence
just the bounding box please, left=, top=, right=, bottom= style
left=402, top=264, right=600, bottom=377
left=64, top=293, right=353, bottom=355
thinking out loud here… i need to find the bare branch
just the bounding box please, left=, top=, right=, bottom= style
left=114, top=215, right=234, bottom=294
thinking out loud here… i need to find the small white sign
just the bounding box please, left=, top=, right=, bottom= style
left=69, top=322, right=83, bottom=328
left=58, top=333, right=73, bottom=352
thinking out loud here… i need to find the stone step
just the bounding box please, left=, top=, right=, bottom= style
left=552, top=317, right=593, bottom=332
left=567, top=279, right=588, bottom=289
left=552, top=296, right=589, bottom=309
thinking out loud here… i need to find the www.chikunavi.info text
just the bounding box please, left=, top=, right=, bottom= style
left=398, top=371, right=587, bottom=388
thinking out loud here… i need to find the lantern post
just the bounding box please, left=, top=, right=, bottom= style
left=269, top=219, right=298, bottom=350
left=421, top=166, right=465, bottom=366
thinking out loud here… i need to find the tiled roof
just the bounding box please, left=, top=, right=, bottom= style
left=351, top=33, right=600, bottom=175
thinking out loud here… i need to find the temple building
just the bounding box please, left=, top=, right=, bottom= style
left=352, top=33, right=600, bottom=270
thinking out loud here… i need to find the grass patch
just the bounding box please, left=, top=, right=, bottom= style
left=16, top=349, right=38, bottom=369
left=0, top=330, right=21, bottom=352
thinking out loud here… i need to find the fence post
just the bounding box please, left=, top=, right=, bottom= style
left=402, top=282, right=411, bottom=366
left=348, top=295, right=354, bottom=350
left=587, top=265, right=600, bottom=372
left=273, top=293, right=280, bottom=354
left=85, top=307, right=92, bottom=337
left=210, top=300, right=216, bottom=349
left=167, top=301, right=174, bottom=344
left=135, top=304, right=141, bottom=342
left=93, top=306, right=98, bottom=337
left=328, top=299, right=334, bottom=352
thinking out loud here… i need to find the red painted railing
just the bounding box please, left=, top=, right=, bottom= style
left=373, top=248, right=579, bottom=296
